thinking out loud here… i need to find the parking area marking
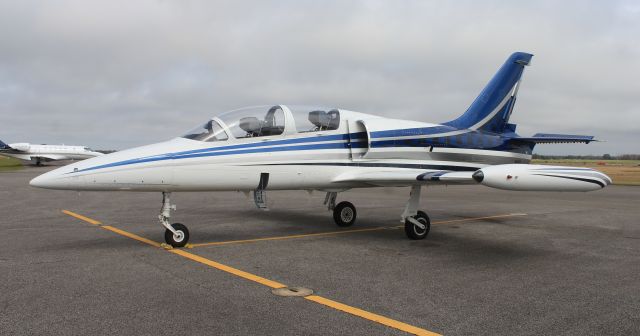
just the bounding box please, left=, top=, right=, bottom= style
left=102, top=225, right=162, bottom=248
left=189, top=226, right=391, bottom=247
left=62, top=210, right=102, bottom=225
left=305, top=295, right=440, bottom=336
left=169, top=249, right=286, bottom=288
left=190, top=213, right=528, bottom=248
left=431, top=213, right=527, bottom=225
left=61, top=210, right=441, bottom=336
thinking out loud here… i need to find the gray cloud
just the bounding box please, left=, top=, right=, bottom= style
left=1, top=0, right=638, bottom=154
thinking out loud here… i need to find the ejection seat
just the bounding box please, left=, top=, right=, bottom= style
left=308, top=110, right=340, bottom=131
left=239, top=117, right=264, bottom=137
left=308, top=111, right=331, bottom=131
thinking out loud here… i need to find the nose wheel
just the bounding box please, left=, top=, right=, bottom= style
left=158, top=192, right=190, bottom=247
left=164, top=223, right=190, bottom=247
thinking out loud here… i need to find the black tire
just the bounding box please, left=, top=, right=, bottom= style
left=404, top=211, right=430, bottom=240
left=164, top=223, right=189, bottom=247
left=333, top=201, right=357, bottom=227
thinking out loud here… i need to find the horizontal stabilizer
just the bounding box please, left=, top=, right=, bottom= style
left=511, top=133, right=595, bottom=144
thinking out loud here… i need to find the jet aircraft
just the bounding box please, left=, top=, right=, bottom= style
left=1, top=140, right=103, bottom=165
left=30, top=52, right=612, bottom=247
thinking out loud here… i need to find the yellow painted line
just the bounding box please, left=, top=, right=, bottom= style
left=305, top=295, right=441, bottom=336
left=101, top=225, right=163, bottom=248
left=192, top=213, right=528, bottom=248
left=62, top=210, right=161, bottom=247
left=61, top=210, right=102, bottom=225
left=190, top=226, right=391, bottom=247
left=169, top=249, right=286, bottom=289
left=432, top=213, right=527, bottom=225
left=60, top=210, right=441, bottom=335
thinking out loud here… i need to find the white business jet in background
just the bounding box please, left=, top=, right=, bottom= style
left=30, top=52, right=612, bottom=247
left=1, top=140, right=103, bottom=166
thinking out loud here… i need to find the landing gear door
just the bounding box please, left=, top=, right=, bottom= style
left=347, top=120, right=370, bottom=161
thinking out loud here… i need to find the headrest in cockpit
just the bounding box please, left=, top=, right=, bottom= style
left=239, top=117, right=263, bottom=133
left=308, top=111, right=330, bottom=128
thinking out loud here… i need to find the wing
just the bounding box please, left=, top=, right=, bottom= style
left=332, top=170, right=476, bottom=187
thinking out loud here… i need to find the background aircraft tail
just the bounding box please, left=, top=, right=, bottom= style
left=444, top=52, right=533, bottom=134
left=0, top=140, right=10, bottom=150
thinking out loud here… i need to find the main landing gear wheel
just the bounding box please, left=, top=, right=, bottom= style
left=404, top=211, right=430, bottom=240
left=333, top=201, right=357, bottom=227
left=164, top=223, right=189, bottom=247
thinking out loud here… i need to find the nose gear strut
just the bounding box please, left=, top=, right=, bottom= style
left=159, top=192, right=190, bottom=247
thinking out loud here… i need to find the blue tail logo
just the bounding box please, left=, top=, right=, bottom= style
left=444, top=52, right=533, bottom=134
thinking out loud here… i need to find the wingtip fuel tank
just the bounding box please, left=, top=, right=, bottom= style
left=472, top=164, right=612, bottom=192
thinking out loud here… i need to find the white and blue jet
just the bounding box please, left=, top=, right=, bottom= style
left=0, top=141, right=103, bottom=166
left=30, top=52, right=612, bottom=247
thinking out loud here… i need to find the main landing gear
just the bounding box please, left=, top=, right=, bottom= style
left=325, top=186, right=430, bottom=239
left=159, top=192, right=189, bottom=247
left=401, top=185, right=430, bottom=239
left=325, top=192, right=357, bottom=227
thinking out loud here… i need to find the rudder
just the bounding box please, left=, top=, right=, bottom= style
left=444, top=52, right=533, bottom=134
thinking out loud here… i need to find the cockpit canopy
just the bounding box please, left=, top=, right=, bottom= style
left=182, top=119, right=229, bottom=142
left=182, top=105, right=341, bottom=142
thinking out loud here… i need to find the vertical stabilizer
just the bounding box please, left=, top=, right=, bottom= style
left=444, top=52, right=533, bottom=134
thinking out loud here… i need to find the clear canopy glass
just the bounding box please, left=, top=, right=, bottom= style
left=182, top=119, right=228, bottom=142
left=181, top=105, right=342, bottom=141
left=288, top=106, right=340, bottom=133
left=218, top=105, right=286, bottom=139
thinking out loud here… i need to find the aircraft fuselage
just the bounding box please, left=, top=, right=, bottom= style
left=29, top=107, right=531, bottom=191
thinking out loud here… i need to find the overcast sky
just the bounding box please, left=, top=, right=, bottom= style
left=1, top=0, right=638, bottom=155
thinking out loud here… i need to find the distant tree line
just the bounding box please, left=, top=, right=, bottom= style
left=532, top=154, right=640, bottom=160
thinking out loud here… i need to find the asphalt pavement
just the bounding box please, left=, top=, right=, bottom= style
left=1, top=166, right=639, bottom=335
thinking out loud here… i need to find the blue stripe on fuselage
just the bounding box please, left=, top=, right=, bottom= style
left=142, top=125, right=460, bottom=162
left=73, top=125, right=529, bottom=174
left=369, top=125, right=456, bottom=138
left=74, top=127, right=458, bottom=173
left=74, top=141, right=369, bottom=173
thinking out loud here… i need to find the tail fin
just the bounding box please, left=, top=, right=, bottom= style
left=444, top=52, right=533, bottom=134
left=0, top=140, right=9, bottom=149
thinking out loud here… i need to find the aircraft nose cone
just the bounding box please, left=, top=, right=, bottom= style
left=30, top=169, right=69, bottom=189
left=30, top=173, right=55, bottom=188
left=29, top=175, right=44, bottom=187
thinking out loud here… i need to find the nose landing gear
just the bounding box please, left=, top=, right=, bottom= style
left=164, top=223, right=189, bottom=247
left=159, top=192, right=190, bottom=247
